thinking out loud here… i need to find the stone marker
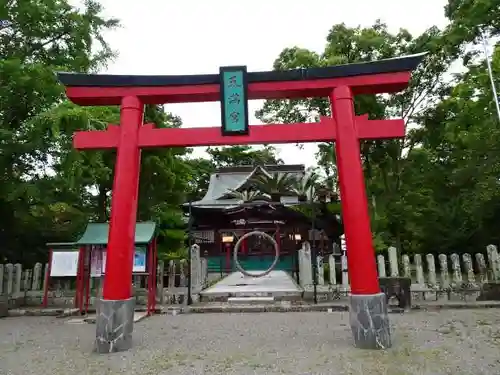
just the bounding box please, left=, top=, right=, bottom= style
left=462, top=253, right=476, bottom=286
left=426, top=254, right=437, bottom=286
left=476, top=253, right=488, bottom=284
left=341, top=254, right=349, bottom=290
left=328, top=254, right=336, bottom=286
left=414, top=254, right=425, bottom=286
left=438, top=254, right=451, bottom=289
left=298, top=242, right=313, bottom=288
left=450, top=253, right=463, bottom=286
left=317, top=256, right=324, bottom=285
left=388, top=247, right=399, bottom=277
left=377, top=255, right=386, bottom=278
left=402, top=255, right=411, bottom=279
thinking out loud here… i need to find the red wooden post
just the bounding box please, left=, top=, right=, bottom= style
left=76, top=247, right=86, bottom=312
left=147, top=242, right=153, bottom=316
left=330, top=86, right=379, bottom=295
left=84, top=248, right=91, bottom=314
left=102, top=96, right=143, bottom=301
left=330, top=86, right=391, bottom=349
left=92, top=96, right=144, bottom=352
left=152, top=238, right=158, bottom=313
left=80, top=247, right=86, bottom=312
left=74, top=254, right=79, bottom=309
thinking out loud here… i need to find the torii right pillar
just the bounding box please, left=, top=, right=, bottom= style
left=331, top=86, right=391, bottom=350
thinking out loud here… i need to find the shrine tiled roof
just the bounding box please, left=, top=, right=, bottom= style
left=185, top=164, right=304, bottom=208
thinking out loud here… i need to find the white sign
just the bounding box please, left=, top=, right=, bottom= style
left=90, top=247, right=104, bottom=277
left=92, top=247, right=147, bottom=275
left=50, top=251, right=79, bottom=277
left=133, top=249, right=146, bottom=273
left=340, top=234, right=347, bottom=253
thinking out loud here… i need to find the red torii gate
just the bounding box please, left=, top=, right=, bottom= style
left=58, top=53, right=424, bottom=353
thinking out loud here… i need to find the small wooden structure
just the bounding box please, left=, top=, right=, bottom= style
left=43, top=221, right=158, bottom=315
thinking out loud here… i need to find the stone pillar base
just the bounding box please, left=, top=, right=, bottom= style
left=349, top=293, right=391, bottom=350
left=478, top=282, right=500, bottom=301
left=95, top=297, right=135, bottom=354
left=379, top=277, right=412, bottom=311
left=0, top=295, right=8, bottom=318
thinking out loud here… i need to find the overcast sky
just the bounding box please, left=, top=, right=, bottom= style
left=92, top=0, right=449, bottom=167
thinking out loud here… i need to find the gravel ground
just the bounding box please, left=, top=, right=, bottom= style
left=1, top=310, right=500, bottom=375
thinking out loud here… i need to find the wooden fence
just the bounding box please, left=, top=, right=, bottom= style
left=4, top=242, right=500, bottom=307
left=0, top=244, right=209, bottom=308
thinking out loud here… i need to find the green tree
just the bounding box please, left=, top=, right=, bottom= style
left=39, top=102, right=193, bottom=259
left=206, top=145, right=283, bottom=168
left=184, top=157, right=216, bottom=201
left=0, top=0, right=118, bottom=264
left=404, top=45, right=500, bottom=253
left=256, top=20, right=462, bottom=252
left=252, top=173, right=296, bottom=200
left=445, top=0, right=500, bottom=44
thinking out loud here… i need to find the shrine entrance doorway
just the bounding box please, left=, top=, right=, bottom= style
left=58, top=53, right=424, bottom=353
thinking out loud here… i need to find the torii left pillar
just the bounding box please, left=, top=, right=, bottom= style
left=94, top=96, right=143, bottom=353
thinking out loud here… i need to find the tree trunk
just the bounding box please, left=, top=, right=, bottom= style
left=97, top=186, right=108, bottom=222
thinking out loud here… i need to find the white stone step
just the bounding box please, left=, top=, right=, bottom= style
left=228, top=296, right=275, bottom=304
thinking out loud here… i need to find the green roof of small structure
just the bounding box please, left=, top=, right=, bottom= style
left=46, top=242, right=78, bottom=247
left=75, top=221, right=156, bottom=245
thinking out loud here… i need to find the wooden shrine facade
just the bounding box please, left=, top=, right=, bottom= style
left=183, top=164, right=342, bottom=272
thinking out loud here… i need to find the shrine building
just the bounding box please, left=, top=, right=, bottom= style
left=183, top=164, right=343, bottom=274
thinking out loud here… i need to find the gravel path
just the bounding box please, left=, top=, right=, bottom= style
left=1, top=310, right=500, bottom=375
